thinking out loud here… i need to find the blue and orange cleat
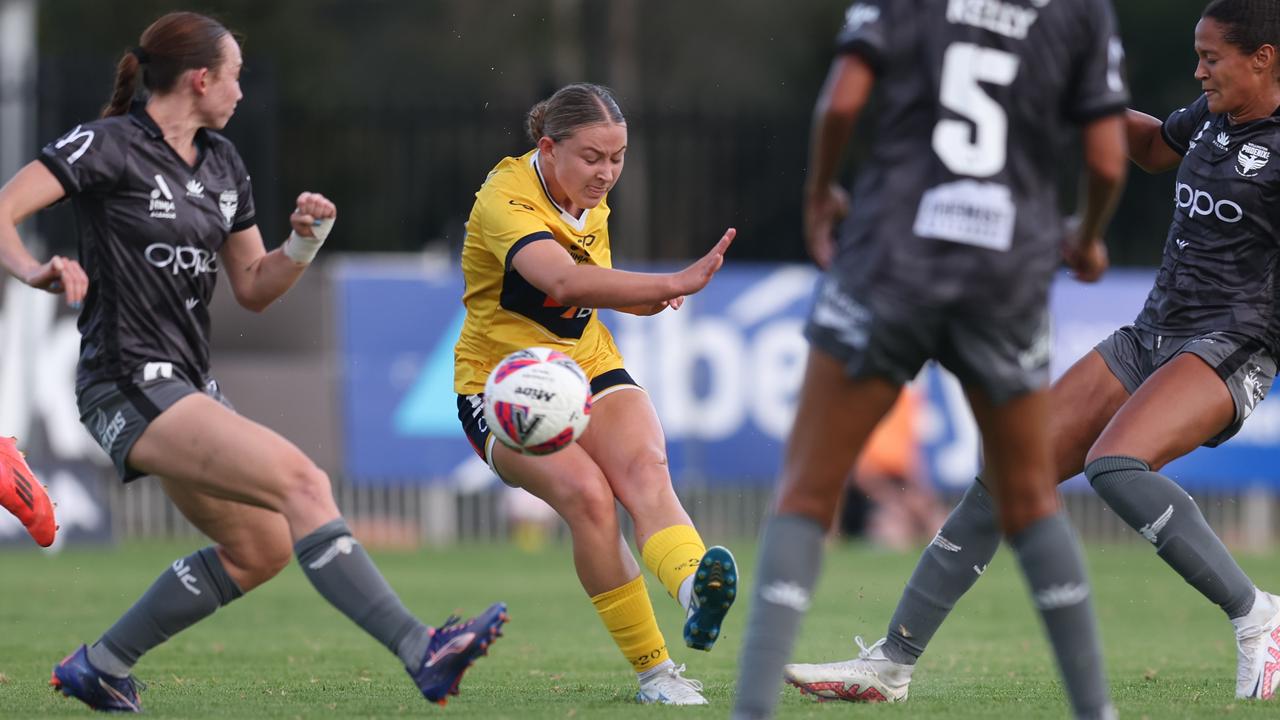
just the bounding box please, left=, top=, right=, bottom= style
left=50, top=645, right=144, bottom=713
left=0, top=436, right=57, bottom=547
left=410, top=601, right=508, bottom=705
left=684, top=545, right=737, bottom=651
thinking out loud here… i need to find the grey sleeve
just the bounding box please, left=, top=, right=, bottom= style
left=38, top=120, right=123, bottom=196
left=227, top=146, right=256, bottom=232
left=1064, top=0, right=1129, bottom=123
left=834, top=0, right=892, bottom=73
left=1160, top=94, right=1212, bottom=156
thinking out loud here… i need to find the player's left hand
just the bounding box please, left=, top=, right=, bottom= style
left=803, top=183, right=849, bottom=269
left=625, top=296, right=684, bottom=315
left=290, top=192, right=337, bottom=239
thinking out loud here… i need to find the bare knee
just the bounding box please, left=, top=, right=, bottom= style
left=613, top=448, right=675, bottom=513
left=558, top=476, right=619, bottom=538
left=995, top=484, right=1061, bottom=536
left=217, top=529, right=293, bottom=591
left=275, top=459, right=338, bottom=516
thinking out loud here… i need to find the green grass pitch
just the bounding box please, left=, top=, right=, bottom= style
left=1, top=540, right=1278, bottom=718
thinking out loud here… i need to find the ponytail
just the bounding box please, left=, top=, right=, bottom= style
left=101, top=51, right=143, bottom=118
left=100, top=12, right=233, bottom=119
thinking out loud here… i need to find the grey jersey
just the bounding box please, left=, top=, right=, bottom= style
left=39, top=104, right=256, bottom=391
left=831, top=0, right=1128, bottom=313
left=1135, top=94, right=1280, bottom=352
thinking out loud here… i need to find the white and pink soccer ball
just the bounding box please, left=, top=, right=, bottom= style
left=484, top=347, right=592, bottom=455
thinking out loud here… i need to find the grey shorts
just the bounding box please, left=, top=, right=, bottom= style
left=1094, top=326, right=1275, bottom=447
left=804, top=276, right=1051, bottom=404
left=77, top=368, right=233, bottom=482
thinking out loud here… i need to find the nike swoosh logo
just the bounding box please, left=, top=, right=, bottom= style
left=98, top=677, right=140, bottom=712
left=425, top=632, right=477, bottom=668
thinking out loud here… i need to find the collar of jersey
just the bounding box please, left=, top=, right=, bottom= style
left=128, top=101, right=211, bottom=163
left=529, top=151, right=591, bottom=233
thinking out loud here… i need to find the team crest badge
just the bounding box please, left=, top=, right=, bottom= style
left=1237, top=142, right=1271, bottom=178
left=218, top=190, right=238, bottom=226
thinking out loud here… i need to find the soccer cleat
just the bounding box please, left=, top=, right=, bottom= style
left=784, top=636, right=912, bottom=703
left=1235, top=591, right=1280, bottom=700
left=0, top=436, right=57, bottom=547
left=635, top=662, right=708, bottom=705
left=50, top=644, right=144, bottom=713
left=410, top=601, right=508, bottom=705
left=684, top=545, right=737, bottom=651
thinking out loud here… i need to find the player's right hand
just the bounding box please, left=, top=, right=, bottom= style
left=673, top=227, right=736, bottom=296
left=25, top=255, right=88, bottom=307
left=803, top=183, right=849, bottom=269
left=1061, top=230, right=1109, bottom=283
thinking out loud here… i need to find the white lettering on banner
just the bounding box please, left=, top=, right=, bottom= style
left=615, top=267, right=814, bottom=443
left=0, top=278, right=105, bottom=462
left=914, top=180, right=1016, bottom=251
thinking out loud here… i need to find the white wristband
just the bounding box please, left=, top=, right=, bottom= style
left=282, top=217, right=333, bottom=265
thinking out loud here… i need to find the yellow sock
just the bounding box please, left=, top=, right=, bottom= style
left=591, top=575, right=670, bottom=672
left=641, top=525, right=707, bottom=601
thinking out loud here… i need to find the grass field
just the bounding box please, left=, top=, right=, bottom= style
left=1, top=540, right=1278, bottom=718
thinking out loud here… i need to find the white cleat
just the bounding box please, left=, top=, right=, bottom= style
left=636, top=662, right=708, bottom=705
left=784, top=636, right=912, bottom=703
left=1235, top=591, right=1280, bottom=700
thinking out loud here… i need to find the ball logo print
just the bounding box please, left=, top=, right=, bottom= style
left=483, top=347, right=591, bottom=455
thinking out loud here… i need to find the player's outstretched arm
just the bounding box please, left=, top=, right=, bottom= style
left=511, top=227, right=736, bottom=310
left=1126, top=109, right=1183, bottom=174
left=0, top=161, right=88, bottom=306
left=220, top=191, right=336, bottom=312
left=1063, top=114, right=1127, bottom=283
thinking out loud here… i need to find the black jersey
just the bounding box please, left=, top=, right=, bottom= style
left=39, top=103, right=256, bottom=391
left=830, top=0, right=1128, bottom=313
left=1134, top=94, right=1280, bottom=352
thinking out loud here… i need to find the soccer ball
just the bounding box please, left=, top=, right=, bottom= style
left=484, top=347, right=592, bottom=455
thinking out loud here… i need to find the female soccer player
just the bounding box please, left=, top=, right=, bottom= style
left=783, top=0, right=1280, bottom=705
left=731, top=0, right=1130, bottom=718
left=454, top=82, right=737, bottom=705
left=0, top=12, right=504, bottom=712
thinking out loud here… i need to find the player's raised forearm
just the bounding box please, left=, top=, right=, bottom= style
left=547, top=264, right=680, bottom=310
left=1125, top=109, right=1182, bottom=174
left=804, top=55, right=873, bottom=195
left=235, top=248, right=309, bottom=312
left=1078, top=114, right=1127, bottom=243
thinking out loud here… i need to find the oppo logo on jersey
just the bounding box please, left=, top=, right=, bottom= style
left=1175, top=182, right=1244, bottom=224
left=144, top=243, right=220, bottom=277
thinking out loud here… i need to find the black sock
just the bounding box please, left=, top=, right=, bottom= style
left=885, top=480, right=1001, bottom=664
left=1087, top=456, right=1255, bottom=618
left=294, top=519, right=431, bottom=668
left=90, top=547, right=243, bottom=676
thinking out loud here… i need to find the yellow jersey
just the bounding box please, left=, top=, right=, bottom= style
left=454, top=149, right=626, bottom=394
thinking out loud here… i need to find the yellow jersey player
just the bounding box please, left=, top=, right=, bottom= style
left=454, top=82, right=737, bottom=706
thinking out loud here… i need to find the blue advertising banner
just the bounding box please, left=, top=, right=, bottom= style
left=336, top=260, right=1280, bottom=490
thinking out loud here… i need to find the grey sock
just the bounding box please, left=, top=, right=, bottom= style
left=1086, top=456, right=1255, bottom=619
left=731, top=514, right=825, bottom=720
left=91, top=547, right=244, bottom=677
left=294, top=519, right=430, bottom=668
left=885, top=480, right=1001, bottom=665
left=1010, top=513, right=1112, bottom=720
